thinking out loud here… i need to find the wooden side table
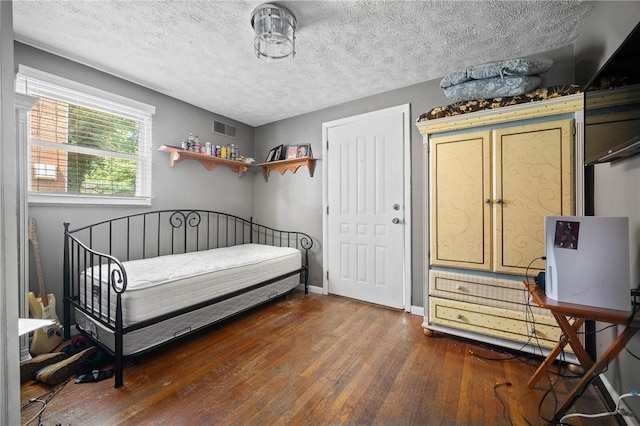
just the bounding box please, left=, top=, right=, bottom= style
left=523, top=281, right=639, bottom=423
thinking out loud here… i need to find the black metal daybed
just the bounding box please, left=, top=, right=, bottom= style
left=63, top=209, right=312, bottom=388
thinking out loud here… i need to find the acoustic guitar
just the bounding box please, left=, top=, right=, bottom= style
left=28, top=218, right=63, bottom=355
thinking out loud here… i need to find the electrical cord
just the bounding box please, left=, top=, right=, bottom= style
left=468, top=341, right=532, bottom=362
left=493, top=382, right=514, bottom=426
left=521, top=263, right=639, bottom=423
left=524, top=256, right=548, bottom=358
left=562, top=280, right=640, bottom=420
left=626, top=281, right=640, bottom=327
left=524, top=256, right=606, bottom=423
left=537, top=372, right=560, bottom=424
left=537, top=319, right=622, bottom=424
left=577, top=323, right=616, bottom=335
left=626, top=347, right=640, bottom=361
left=21, top=399, right=46, bottom=426
left=548, top=350, right=612, bottom=425
left=466, top=257, right=549, bottom=364
left=558, top=281, right=640, bottom=420
left=559, top=390, right=639, bottom=423
left=21, top=376, right=72, bottom=426
left=537, top=335, right=576, bottom=423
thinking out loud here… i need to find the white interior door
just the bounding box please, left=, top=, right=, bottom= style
left=323, top=105, right=409, bottom=309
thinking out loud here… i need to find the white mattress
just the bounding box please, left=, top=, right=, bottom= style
left=75, top=275, right=299, bottom=356
left=80, top=243, right=301, bottom=327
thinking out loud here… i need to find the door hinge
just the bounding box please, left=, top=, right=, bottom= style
left=572, top=124, right=577, bottom=136
left=326, top=139, right=329, bottom=150
left=326, top=270, right=329, bottom=280
left=326, top=206, right=329, bottom=215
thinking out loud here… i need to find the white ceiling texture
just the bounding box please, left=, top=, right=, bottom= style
left=12, top=1, right=595, bottom=127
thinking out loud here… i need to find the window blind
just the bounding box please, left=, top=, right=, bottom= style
left=16, top=65, right=155, bottom=206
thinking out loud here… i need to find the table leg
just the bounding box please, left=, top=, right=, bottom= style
left=551, top=324, right=640, bottom=423
left=553, top=315, right=592, bottom=368
left=528, top=317, right=587, bottom=388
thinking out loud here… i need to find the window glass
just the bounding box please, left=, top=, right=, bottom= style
left=16, top=66, right=155, bottom=205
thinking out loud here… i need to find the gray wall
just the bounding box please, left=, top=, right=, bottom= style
left=17, top=36, right=576, bottom=310
left=253, top=45, right=576, bottom=307
left=15, top=42, right=256, bottom=309
left=574, top=1, right=640, bottom=414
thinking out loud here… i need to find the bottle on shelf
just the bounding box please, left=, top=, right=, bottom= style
left=187, top=132, right=195, bottom=152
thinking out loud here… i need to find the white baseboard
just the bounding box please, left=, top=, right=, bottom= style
left=410, top=305, right=424, bottom=316
left=296, top=286, right=426, bottom=316
left=298, top=284, right=323, bottom=294
left=599, top=374, right=640, bottom=425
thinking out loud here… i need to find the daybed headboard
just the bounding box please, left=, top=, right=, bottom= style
left=64, top=209, right=313, bottom=262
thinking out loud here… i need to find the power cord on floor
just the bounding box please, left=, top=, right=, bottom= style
left=494, top=382, right=514, bottom=426
left=559, top=390, right=639, bottom=423
left=21, top=376, right=72, bottom=426
left=21, top=398, right=46, bottom=426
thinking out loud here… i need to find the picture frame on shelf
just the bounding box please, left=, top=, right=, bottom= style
left=296, top=144, right=312, bottom=158
left=273, top=144, right=284, bottom=161
left=265, top=147, right=277, bottom=162
left=286, top=145, right=298, bottom=159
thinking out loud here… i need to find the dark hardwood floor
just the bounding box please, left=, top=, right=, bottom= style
left=21, top=290, right=620, bottom=425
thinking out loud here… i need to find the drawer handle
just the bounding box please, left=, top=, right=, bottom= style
left=455, top=313, right=462, bottom=320
left=456, top=285, right=467, bottom=292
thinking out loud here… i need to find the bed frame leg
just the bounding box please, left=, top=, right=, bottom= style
left=303, top=265, right=309, bottom=294
left=115, top=295, right=124, bottom=388
left=115, top=362, right=123, bottom=388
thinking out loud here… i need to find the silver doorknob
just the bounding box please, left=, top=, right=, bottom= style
left=392, top=217, right=400, bottom=224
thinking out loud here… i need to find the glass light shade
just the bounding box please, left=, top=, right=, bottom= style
left=251, top=3, right=297, bottom=59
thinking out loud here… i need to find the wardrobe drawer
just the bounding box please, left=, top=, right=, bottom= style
left=429, top=270, right=550, bottom=316
left=429, top=297, right=565, bottom=351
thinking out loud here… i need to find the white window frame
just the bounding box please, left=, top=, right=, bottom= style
left=16, top=65, right=155, bottom=206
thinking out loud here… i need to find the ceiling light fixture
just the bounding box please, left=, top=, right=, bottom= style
left=250, top=3, right=297, bottom=60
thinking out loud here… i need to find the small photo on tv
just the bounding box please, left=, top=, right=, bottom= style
left=554, top=220, right=580, bottom=250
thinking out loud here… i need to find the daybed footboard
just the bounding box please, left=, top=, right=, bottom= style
left=63, top=210, right=312, bottom=388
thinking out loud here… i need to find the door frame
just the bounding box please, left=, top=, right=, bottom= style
left=321, top=104, right=412, bottom=311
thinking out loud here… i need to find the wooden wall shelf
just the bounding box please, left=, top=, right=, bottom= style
left=257, top=157, right=316, bottom=181
left=159, top=145, right=249, bottom=176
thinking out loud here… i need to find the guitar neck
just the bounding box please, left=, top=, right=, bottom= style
left=31, top=240, right=49, bottom=308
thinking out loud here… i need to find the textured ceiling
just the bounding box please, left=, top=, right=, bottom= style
left=12, top=1, right=594, bottom=127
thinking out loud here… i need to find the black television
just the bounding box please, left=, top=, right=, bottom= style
left=584, top=21, right=640, bottom=165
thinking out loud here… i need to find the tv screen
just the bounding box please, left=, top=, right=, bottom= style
left=584, top=21, right=640, bottom=165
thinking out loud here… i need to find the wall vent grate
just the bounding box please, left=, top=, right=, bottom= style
left=212, top=120, right=237, bottom=139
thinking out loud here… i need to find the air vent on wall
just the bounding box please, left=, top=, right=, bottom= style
left=212, top=120, right=237, bottom=139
